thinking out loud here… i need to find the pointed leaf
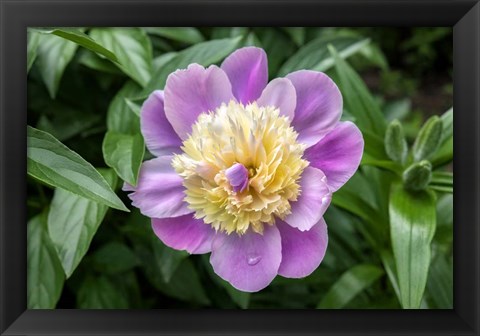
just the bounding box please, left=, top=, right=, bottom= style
left=28, top=213, right=65, bottom=308
left=317, top=264, right=384, bottom=309
left=107, top=81, right=143, bottom=134
left=27, top=29, right=41, bottom=72
left=103, top=131, right=145, bottom=186
left=34, top=28, right=118, bottom=62
left=36, top=33, right=79, bottom=98
left=329, top=45, right=386, bottom=136
left=27, top=126, right=128, bottom=211
left=426, top=254, right=453, bottom=308
left=48, top=169, right=118, bottom=277
left=278, top=35, right=370, bottom=76
left=77, top=275, right=129, bottom=308
left=92, top=242, right=140, bottom=274
left=89, top=28, right=152, bottom=87
left=389, top=182, right=436, bottom=308
left=144, top=27, right=204, bottom=44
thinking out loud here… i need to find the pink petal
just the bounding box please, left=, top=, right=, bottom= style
left=164, top=64, right=234, bottom=140
left=257, top=78, right=296, bottom=120
left=221, top=47, right=268, bottom=104
left=277, top=218, right=328, bottom=278
left=141, top=90, right=182, bottom=156
left=284, top=167, right=331, bottom=231
left=210, top=225, right=281, bottom=292
left=225, top=163, right=249, bottom=193
left=305, top=121, right=364, bottom=192
left=152, top=214, right=215, bottom=254
left=287, top=70, right=343, bottom=147
left=124, top=156, right=192, bottom=219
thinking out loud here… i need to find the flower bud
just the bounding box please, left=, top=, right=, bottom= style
left=384, top=119, right=407, bottom=164
left=402, top=160, right=432, bottom=191
left=412, top=116, right=443, bottom=162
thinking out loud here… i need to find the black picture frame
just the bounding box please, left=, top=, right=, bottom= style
left=1, top=0, right=479, bottom=335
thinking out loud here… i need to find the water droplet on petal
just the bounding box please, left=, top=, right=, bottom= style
left=247, top=254, right=261, bottom=266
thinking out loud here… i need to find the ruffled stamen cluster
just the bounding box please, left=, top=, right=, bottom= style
left=172, top=101, right=308, bottom=234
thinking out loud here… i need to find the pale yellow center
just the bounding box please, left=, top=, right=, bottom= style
left=172, top=101, right=308, bottom=235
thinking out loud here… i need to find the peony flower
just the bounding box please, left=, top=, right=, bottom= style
left=124, top=47, right=364, bottom=292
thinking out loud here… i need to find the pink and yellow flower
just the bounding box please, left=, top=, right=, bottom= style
left=124, top=47, right=364, bottom=292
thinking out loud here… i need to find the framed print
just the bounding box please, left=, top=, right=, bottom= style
left=1, top=0, right=479, bottom=335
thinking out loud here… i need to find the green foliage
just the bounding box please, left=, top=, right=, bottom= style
left=389, top=183, right=436, bottom=308
left=27, top=126, right=128, bottom=211
left=27, top=27, right=452, bottom=309
left=317, top=264, right=384, bottom=309
left=27, top=29, right=41, bottom=72
left=28, top=212, right=65, bottom=308
left=329, top=45, right=386, bottom=136
left=89, top=28, right=153, bottom=87
left=36, top=32, right=79, bottom=98
left=33, top=28, right=118, bottom=62
left=48, top=169, right=118, bottom=277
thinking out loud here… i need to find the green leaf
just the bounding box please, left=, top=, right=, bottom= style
left=151, top=239, right=188, bottom=283
left=103, top=81, right=145, bottom=184
left=34, top=28, right=118, bottom=63
left=47, top=169, right=118, bottom=277
left=124, top=98, right=141, bottom=117
left=36, top=33, right=79, bottom=98
left=426, top=254, right=453, bottom=308
left=255, top=28, right=296, bottom=78
left=281, top=27, right=305, bottom=46
left=384, top=98, right=412, bottom=122
left=27, top=126, right=128, bottom=211
left=27, top=29, right=41, bottom=72
left=317, top=264, right=384, bottom=309
left=439, top=107, right=453, bottom=144
left=362, top=130, right=390, bottom=161
left=431, top=171, right=453, bottom=186
left=278, top=36, right=370, bottom=76
left=431, top=108, right=453, bottom=167
left=434, top=194, right=453, bottom=249
left=380, top=250, right=401, bottom=300
left=329, top=45, right=386, bottom=136
left=89, top=28, right=152, bottom=87
left=77, top=275, right=129, bottom=308
left=161, top=258, right=210, bottom=305
left=28, top=213, right=65, bottom=308
left=142, top=37, right=241, bottom=94
left=36, top=106, right=101, bottom=142
left=146, top=257, right=210, bottom=306
left=78, top=50, right=124, bottom=75
left=358, top=42, right=389, bottom=70
left=429, top=185, right=453, bottom=194
left=107, top=81, right=143, bottom=134
left=361, top=154, right=403, bottom=175
left=92, top=242, right=140, bottom=274
left=431, top=137, right=453, bottom=167
left=389, top=182, right=436, bottom=308
left=144, top=27, right=205, bottom=44
left=152, top=52, right=178, bottom=72
left=103, top=131, right=145, bottom=186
